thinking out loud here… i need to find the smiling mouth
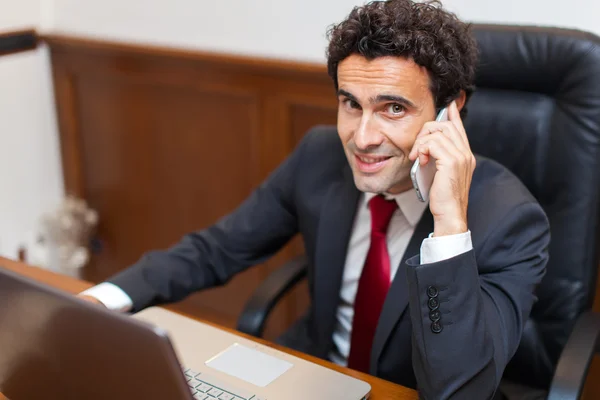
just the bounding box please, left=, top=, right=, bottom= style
left=354, top=154, right=392, bottom=173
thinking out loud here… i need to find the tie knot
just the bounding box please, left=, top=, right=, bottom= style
left=369, top=194, right=398, bottom=234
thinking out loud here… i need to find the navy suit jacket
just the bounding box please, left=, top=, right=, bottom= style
left=108, top=126, right=550, bottom=399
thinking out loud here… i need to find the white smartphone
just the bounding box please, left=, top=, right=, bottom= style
left=410, top=107, right=449, bottom=202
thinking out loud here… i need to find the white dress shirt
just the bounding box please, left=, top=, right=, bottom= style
left=328, top=191, right=472, bottom=366
left=82, top=189, right=473, bottom=366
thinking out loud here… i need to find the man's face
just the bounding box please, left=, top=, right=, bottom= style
left=337, top=54, right=436, bottom=194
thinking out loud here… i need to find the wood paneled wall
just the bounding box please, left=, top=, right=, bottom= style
left=45, top=35, right=337, bottom=338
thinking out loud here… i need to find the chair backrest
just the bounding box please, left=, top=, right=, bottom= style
left=464, top=24, right=600, bottom=389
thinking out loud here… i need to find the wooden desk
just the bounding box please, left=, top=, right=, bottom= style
left=0, top=257, right=417, bottom=400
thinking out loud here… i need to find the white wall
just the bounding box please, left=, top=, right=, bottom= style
left=50, top=0, right=600, bottom=63
left=0, top=0, right=64, bottom=259
left=50, top=0, right=353, bottom=63
left=445, top=0, right=600, bottom=36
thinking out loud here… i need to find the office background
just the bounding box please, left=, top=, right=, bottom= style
left=2, top=0, right=600, bottom=397
left=2, top=0, right=600, bottom=262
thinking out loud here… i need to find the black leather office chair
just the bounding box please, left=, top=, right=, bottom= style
left=237, top=25, right=600, bottom=399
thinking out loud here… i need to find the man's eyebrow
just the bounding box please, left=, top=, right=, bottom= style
left=374, top=94, right=416, bottom=109
left=337, top=89, right=358, bottom=102
left=337, top=89, right=416, bottom=109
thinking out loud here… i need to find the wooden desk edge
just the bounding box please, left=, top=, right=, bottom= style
left=0, top=257, right=417, bottom=399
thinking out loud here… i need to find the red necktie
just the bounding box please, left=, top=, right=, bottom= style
left=347, top=194, right=398, bottom=373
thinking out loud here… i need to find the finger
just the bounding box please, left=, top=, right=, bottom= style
left=410, top=122, right=444, bottom=160
left=416, top=132, right=464, bottom=166
left=418, top=138, right=455, bottom=169
left=410, top=137, right=422, bottom=160
left=438, top=122, right=465, bottom=153
left=411, top=102, right=472, bottom=159
left=448, top=100, right=470, bottom=149
left=412, top=121, right=464, bottom=158
left=418, top=151, right=429, bottom=166
left=426, top=132, right=464, bottom=161
left=410, top=128, right=440, bottom=161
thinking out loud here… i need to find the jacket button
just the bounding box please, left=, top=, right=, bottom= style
left=429, top=310, right=441, bottom=322
left=428, top=297, right=439, bottom=310
left=431, top=321, right=443, bottom=333
left=427, top=286, right=438, bottom=298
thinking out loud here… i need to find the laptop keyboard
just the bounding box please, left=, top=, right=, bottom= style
left=183, top=368, right=264, bottom=400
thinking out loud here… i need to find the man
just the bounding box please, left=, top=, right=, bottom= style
left=81, top=1, right=550, bottom=398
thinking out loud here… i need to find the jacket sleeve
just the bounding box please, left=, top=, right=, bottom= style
left=106, top=131, right=313, bottom=312
left=405, top=201, right=550, bottom=399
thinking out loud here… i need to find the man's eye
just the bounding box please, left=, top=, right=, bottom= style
left=387, top=103, right=405, bottom=115
left=344, top=99, right=361, bottom=110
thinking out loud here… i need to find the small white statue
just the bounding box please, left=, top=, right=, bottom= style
left=27, top=196, right=98, bottom=277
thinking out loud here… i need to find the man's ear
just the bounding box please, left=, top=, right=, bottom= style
left=455, top=90, right=467, bottom=112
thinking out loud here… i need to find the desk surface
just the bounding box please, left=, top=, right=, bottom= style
left=0, top=257, right=417, bottom=400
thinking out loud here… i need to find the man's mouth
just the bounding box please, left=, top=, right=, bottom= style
left=354, top=154, right=392, bottom=173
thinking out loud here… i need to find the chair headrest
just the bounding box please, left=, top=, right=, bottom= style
left=464, top=24, right=600, bottom=388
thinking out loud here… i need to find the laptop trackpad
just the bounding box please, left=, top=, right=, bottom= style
left=205, top=343, right=293, bottom=387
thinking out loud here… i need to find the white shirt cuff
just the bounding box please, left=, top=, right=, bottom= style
left=80, top=282, right=133, bottom=312
left=420, top=230, right=473, bottom=264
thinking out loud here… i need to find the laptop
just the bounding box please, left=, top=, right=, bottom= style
left=0, top=267, right=371, bottom=400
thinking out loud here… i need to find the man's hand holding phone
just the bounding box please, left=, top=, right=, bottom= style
left=409, top=101, right=476, bottom=237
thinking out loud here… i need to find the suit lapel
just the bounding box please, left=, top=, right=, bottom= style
left=370, top=208, right=434, bottom=372
left=313, top=165, right=360, bottom=357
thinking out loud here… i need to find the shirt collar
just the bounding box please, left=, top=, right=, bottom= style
left=364, top=189, right=428, bottom=227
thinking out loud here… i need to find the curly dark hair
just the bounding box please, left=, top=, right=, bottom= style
left=326, top=0, right=478, bottom=115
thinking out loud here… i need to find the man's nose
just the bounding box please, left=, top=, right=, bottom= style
left=354, top=115, right=385, bottom=150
